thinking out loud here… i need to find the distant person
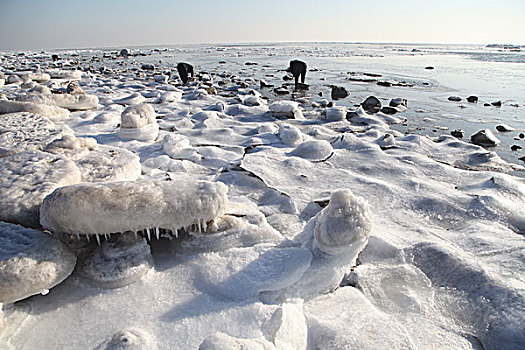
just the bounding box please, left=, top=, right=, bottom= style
left=177, top=62, right=194, bottom=84
left=287, top=60, right=307, bottom=89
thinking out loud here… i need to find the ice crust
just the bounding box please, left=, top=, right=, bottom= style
left=40, top=180, right=229, bottom=236
left=0, top=99, right=70, bottom=122
left=16, top=93, right=99, bottom=111
left=0, top=222, right=76, bottom=303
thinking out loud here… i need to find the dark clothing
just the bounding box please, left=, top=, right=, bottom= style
left=177, top=62, right=194, bottom=84
left=288, top=60, right=307, bottom=87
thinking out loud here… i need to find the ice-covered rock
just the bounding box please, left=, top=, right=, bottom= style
left=278, top=124, right=304, bottom=146
left=314, top=189, right=373, bottom=255
left=321, top=107, right=346, bottom=121
left=119, top=103, right=159, bottom=142
left=162, top=134, right=201, bottom=162
left=0, top=150, right=81, bottom=228
left=471, top=129, right=501, bottom=147
left=40, top=180, right=228, bottom=237
left=0, top=112, right=68, bottom=158
left=45, top=135, right=141, bottom=182
left=288, top=140, right=333, bottom=161
left=269, top=101, right=303, bottom=119
left=46, top=69, right=82, bottom=80
left=362, top=96, right=381, bottom=114
left=14, top=71, right=51, bottom=83
left=16, top=93, right=99, bottom=110
left=77, top=234, right=153, bottom=288
left=95, top=327, right=157, bottom=350
left=0, top=100, right=70, bottom=123
left=0, top=222, right=76, bottom=303
left=199, top=332, right=274, bottom=350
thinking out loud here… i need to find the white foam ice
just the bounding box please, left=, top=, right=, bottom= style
left=269, top=101, right=304, bottom=119
left=0, top=99, right=70, bottom=123
left=16, top=93, right=99, bottom=110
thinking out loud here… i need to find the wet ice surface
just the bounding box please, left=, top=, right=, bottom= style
left=0, top=43, right=524, bottom=349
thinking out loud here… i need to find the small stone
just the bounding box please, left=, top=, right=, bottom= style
left=380, top=106, right=397, bottom=115
left=274, top=87, right=289, bottom=95
left=495, top=124, right=514, bottom=132
left=448, top=96, right=462, bottom=102
left=376, top=81, right=392, bottom=87
left=389, top=98, right=407, bottom=108
left=511, top=145, right=522, bottom=151
left=119, top=48, right=130, bottom=58
left=451, top=129, right=465, bottom=138
left=491, top=101, right=502, bottom=107
left=519, top=156, right=525, bottom=163
left=283, top=75, right=293, bottom=81
left=141, top=64, right=155, bottom=71
left=362, top=96, right=381, bottom=114
left=331, top=86, right=349, bottom=100
left=471, top=129, right=501, bottom=147
left=260, top=79, right=273, bottom=88
left=520, top=133, right=525, bottom=139
left=466, top=95, right=478, bottom=103
left=425, top=66, right=434, bottom=70
left=484, top=103, right=491, bottom=107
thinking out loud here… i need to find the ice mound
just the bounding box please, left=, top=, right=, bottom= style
left=45, top=135, right=141, bottom=182
left=0, top=150, right=81, bottom=228
left=0, top=112, right=68, bottom=157
left=0, top=222, right=76, bottom=303
left=162, top=134, right=201, bottom=161
left=269, top=101, right=304, bottom=119
left=278, top=124, right=304, bottom=146
left=77, top=234, right=153, bottom=289
left=14, top=71, right=51, bottom=83
left=95, top=327, right=157, bottom=350
left=288, top=140, right=333, bottom=161
left=199, top=332, right=273, bottom=350
left=46, top=69, right=82, bottom=80
left=314, top=190, right=373, bottom=255
left=0, top=100, right=70, bottom=123
left=119, top=103, right=159, bottom=142
left=192, top=244, right=312, bottom=301
left=40, top=180, right=229, bottom=236
left=113, top=92, right=146, bottom=106
left=16, top=93, right=99, bottom=110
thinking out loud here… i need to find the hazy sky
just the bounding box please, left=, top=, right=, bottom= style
left=1, top=0, right=524, bottom=50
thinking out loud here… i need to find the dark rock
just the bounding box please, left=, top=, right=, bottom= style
left=377, top=81, right=392, bottom=87
left=283, top=75, right=293, bottom=81
left=471, top=129, right=501, bottom=147
left=448, top=96, right=462, bottom=102
left=363, top=72, right=382, bottom=77
left=380, top=106, right=397, bottom=115
left=425, top=66, right=434, bottom=70
left=141, top=64, right=155, bottom=71
left=511, top=145, right=522, bottom=151
left=273, top=87, right=289, bottom=95
left=51, top=54, right=60, bottom=61
left=520, top=133, right=525, bottom=139
left=520, top=156, right=525, bottom=163
left=260, top=79, right=273, bottom=88
left=484, top=103, right=491, bottom=106
left=491, top=101, right=502, bottom=107
left=245, top=62, right=258, bottom=66
left=389, top=98, right=407, bottom=108
left=346, top=111, right=359, bottom=120
left=119, top=48, right=130, bottom=58
left=451, top=129, right=464, bottom=138
left=362, top=96, right=381, bottom=114
left=295, top=83, right=309, bottom=91
left=466, top=95, right=478, bottom=103
left=326, top=102, right=334, bottom=108
left=495, top=124, right=514, bottom=132
left=219, top=61, right=226, bottom=64
left=331, top=86, right=349, bottom=100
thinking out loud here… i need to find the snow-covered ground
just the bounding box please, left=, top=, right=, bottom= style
left=0, top=44, right=524, bottom=349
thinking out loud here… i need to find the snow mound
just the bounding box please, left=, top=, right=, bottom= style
left=162, top=134, right=201, bottom=162
left=314, top=189, right=373, bottom=255
left=288, top=140, right=333, bottom=161
left=45, top=135, right=141, bottom=182
left=0, top=222, right=76, bottom=303
left=0, top=112, right=68, bottom=157
left=40, top=180, right=229, bottom=236
left=269, top=101, right=303, bottom=119
left=46, top=69, right=82, bottom=80
left=16, top=93, right=99, bottom=110
left=0, top=100, right=70, bottom=123
left=113, top=92, right=146, bottom=106
left=199, top=332, right=273, bottom=350
left=471, top=129, right=501, bottom=147
left=119, top=104, right=159, bottom=142
left=78, top=234, right=153, bottom=289
left=0, top=150, right=81, bottom=228
left=95, top=327, right=157, bottom=350
left=321, top=107, right=346, bottom=121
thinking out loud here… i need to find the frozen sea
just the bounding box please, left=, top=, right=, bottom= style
left=0, top=42, right=524, bottom=350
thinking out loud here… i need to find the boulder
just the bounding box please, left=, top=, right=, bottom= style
left=470, top=129, right=501, bottom=147
left=491, top=100, right=502, bottom=107
left=119, top=103, right=159, bottom=142
left=466, top=95, right=478, bottom=103
left=451, top=129, right=465, bottom=138
left=495, top=124, right=514, bottom=132
left=331, top=86, right=349, bottom=100
left=119, top=48, right=130, bottom=58
left=389, top=98, right=407, bottom=108
left=380, top=106, right=397, bottom=115
left=448, top=96, right=462, bottom=102
left=362, top=96, right=381, bottom=114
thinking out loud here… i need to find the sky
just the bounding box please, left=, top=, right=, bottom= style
left=0, top=0, right=524, bottom=50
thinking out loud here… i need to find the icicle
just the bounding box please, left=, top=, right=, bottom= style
left=203, top=220, right=208, bottom=232
left=95, top=234, right=101, bottom=246
left=105, top=233, right=109, bottom=241
left=198, top=220, right=202, bottom=234
left=146, top=229, right=151, bottom=241
left=76, top=233, right=80, bottom=240
left=174, top=228, right=178, bottom=238
left=134, top=231, right=138, bottom=239
left=86, top=234, right=90, bottom=242
left=155, top=227, right=160, bottom=240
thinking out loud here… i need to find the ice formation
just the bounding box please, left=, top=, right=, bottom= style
left=77, top=234, right=153, bottom=289
left=278, top=124, right=304, bottom=146
left=321, top=106, right=346, bottom=121
left=471, top=128, right=501, bottom=147
left=269, top=101, right=304, bottom=119
left=113, top=92, right=146, bottom=105
left=16, top=93, right=99, bottom=110
left=0, top=100, right=70, bottom=122
left=0, top=222, right=76, bottom=303
left=40, top=180, right=228, bottom=237
left=314, top=190, right=373, bottom=255
left=0, top=150, right=81, bottom=228
left=95, top=327, right=157, bottom=350
left=288, top=140, right=333, bottom=161
left=0, top=112, right=68, bottom=157
left=119, top=103, right=159, bottom=142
